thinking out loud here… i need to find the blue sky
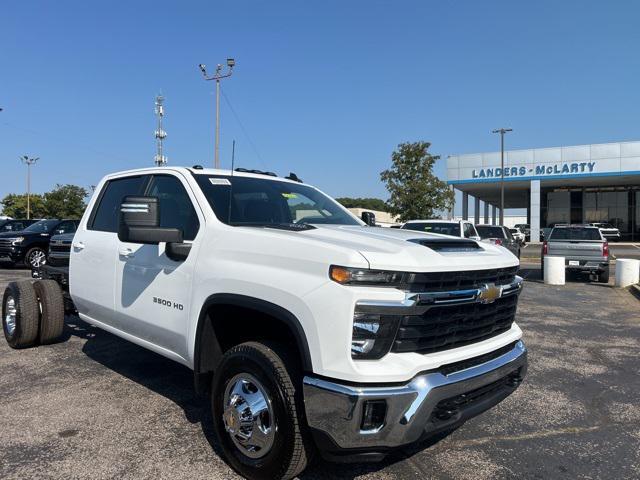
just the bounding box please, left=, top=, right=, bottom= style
left=2, top=1, right=640, bottom=214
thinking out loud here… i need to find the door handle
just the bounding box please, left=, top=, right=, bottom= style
left=118, top=248, right=135, bottom=258
left=73, top=242, right=85, bottom=251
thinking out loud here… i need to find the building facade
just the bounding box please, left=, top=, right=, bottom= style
left=447, top=141, right=640, bottom=241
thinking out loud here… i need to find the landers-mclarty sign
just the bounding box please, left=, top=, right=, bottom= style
left=472, top=161, right=596, bottom=179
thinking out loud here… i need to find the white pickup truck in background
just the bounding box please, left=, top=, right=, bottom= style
left=2, top=166, right=527, bottom=480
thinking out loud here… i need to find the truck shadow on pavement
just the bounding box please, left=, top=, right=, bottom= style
left=61, top=316, right=455, bottom=479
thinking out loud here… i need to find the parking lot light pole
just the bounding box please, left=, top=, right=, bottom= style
left=492, top=128, right=512, bottom=226
left=20, top=156, right=39, bottom=219
left=198, top=58, right=236, bottom=169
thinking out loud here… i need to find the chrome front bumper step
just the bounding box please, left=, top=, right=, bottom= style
left=303, top=340, right=527, bottom=451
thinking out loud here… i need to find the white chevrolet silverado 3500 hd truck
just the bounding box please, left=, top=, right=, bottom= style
left=2, top=167, right=527, bottom=480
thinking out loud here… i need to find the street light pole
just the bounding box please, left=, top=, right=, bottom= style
left=20, top=156, right=39, bottom=219
left=492, top=128, right=512, bottom=226
left=198, top=58, right=236, bottom=168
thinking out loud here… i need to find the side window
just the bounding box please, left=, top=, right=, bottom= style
left=90, top=176, right=146, bottom=233
left=55, top=221, right=77, bottom=235
left=146, top=175, right=200, bottom=241
left=504, top=228, right=514, bottom=240
left=463, top=223, right=473, bottom=238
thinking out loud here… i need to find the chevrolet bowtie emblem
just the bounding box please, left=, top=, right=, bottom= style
left=478, top=283, right=501, bottom=304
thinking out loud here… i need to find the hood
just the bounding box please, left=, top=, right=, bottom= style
left=50, top=233, right=74, bottom=243
left=302, top=225, right=518, bottom=271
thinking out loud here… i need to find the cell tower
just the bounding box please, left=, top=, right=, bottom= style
left=154, top=94, right=167, bottom=166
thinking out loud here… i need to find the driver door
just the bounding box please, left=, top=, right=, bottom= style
left=114, top=172, right=203, bottom=360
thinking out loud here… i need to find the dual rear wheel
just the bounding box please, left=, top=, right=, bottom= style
left=2, top=280, right=65, bottom=348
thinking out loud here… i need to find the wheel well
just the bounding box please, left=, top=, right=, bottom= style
left=193, top=295, right=313, bottom=395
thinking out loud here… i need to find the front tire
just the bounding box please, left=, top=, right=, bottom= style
left=2, top=281, right=39, bottom=348
left=211, top=342, right=311, bottom=480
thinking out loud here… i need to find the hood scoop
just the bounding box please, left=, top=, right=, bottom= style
left=409, top=237, right=482, bottom=252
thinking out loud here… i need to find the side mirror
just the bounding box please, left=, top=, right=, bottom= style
left=118, top=196, right=183, bottom=245
left=361, top=211, right=376, bottom=226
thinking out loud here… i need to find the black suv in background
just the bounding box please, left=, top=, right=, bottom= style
left=0, top=219, right=38, bottom=233
left=476, top=224, right=521, bottom=258
left=0, top=219, right=79, bottom=268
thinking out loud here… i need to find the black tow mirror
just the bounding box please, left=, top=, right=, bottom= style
left=361, top=211, right=376, bottom=226
left=118, top=196, right=183, bottom=245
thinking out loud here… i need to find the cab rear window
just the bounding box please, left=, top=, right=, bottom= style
left=550, top=228, right=602, bottom=240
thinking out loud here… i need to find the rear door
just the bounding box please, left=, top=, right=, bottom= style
left=113, top=172, right=203, bottom=359
left=70, top=175, right=148, bottom=325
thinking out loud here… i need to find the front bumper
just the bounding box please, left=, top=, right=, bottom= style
left=303, top=340, right=527, bottom=458
left=0, top=246, right=25, bottom=263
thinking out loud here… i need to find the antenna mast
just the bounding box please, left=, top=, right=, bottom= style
left=154, top=94, right=167, bottom=166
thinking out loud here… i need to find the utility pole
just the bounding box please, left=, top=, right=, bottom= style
left=492, top=128, right=512, bottom=226
left=198, top=58, right=236, bottom=168
left=20, top=156, right=39, bottom=219
left=154, top=94, right=167, bottom=166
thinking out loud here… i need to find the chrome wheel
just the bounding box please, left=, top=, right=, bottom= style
left=28, top=249, right=46, bottom=268
left=222, top=373, right=276, bottom=459
left=5, top=295, right=16, bottom=336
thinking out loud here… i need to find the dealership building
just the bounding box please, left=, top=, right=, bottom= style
left=447, top=140, right=640, bottom=242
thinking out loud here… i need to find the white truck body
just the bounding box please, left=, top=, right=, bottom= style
left=39, top=165, right=528, bottom=475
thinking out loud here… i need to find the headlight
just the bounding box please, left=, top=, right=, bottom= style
left=329, top=265, right=408, bottom=286
left=10, top=237, right=25, bottom=245
left=351, top=311, right=401, bottom=359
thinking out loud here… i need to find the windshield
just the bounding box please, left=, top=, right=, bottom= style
left=476, top=226, right=506, bottom=239
left=193, top=175, right=360, bottom=227
left=402, top=222, right=461, bottom=236
left=550, top=227, right=602, bottom=240
left=23, top=220, right=59, bottom=233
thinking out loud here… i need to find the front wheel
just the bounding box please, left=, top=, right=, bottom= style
left=25, top=247, right=47, bottom=269
left=211, top=342, right=312, bottom=480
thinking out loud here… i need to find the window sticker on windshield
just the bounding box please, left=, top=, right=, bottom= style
left=209, top=178, right=231, bottom=186
left=282, top=193, right=297, bottom=199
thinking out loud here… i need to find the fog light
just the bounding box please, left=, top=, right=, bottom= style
left=361, top=400, right=386, bottom=431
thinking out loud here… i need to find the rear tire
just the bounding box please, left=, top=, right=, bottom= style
left=33, top=280, right=65, bottom=344
left=2, top=281, right=39, bottom=348
left=211, top=341, right=312, bottom=480
left=598, top=266, right=610, bottom=284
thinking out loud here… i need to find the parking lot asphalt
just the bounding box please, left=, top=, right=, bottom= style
left=1, top=267, right=639, bottom=480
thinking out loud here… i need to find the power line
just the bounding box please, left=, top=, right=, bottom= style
left=219, top=86, right=267, bottom=169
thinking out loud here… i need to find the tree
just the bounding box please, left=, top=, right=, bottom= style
left=380, top=141, right=454, bottom=222
left=43, top=184, right=88, bottom=218
left=335, top=197, right=389, bottom=212
left=0, top=193, right=47, bottom=219
left=0, top=184, right=88, bottom=219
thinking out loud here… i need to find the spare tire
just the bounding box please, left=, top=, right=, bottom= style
left=34, top=280, right=65, bottom=344
left=2, top=281, right=40, bottom=348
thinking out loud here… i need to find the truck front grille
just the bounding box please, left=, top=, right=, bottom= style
left=406, top=266, right=518, bottom=293
left=0, top=239, right=13, bottom=247
left=49, top=245, right=71, bottom=253
left=392, top=295, right=518, bottom=355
